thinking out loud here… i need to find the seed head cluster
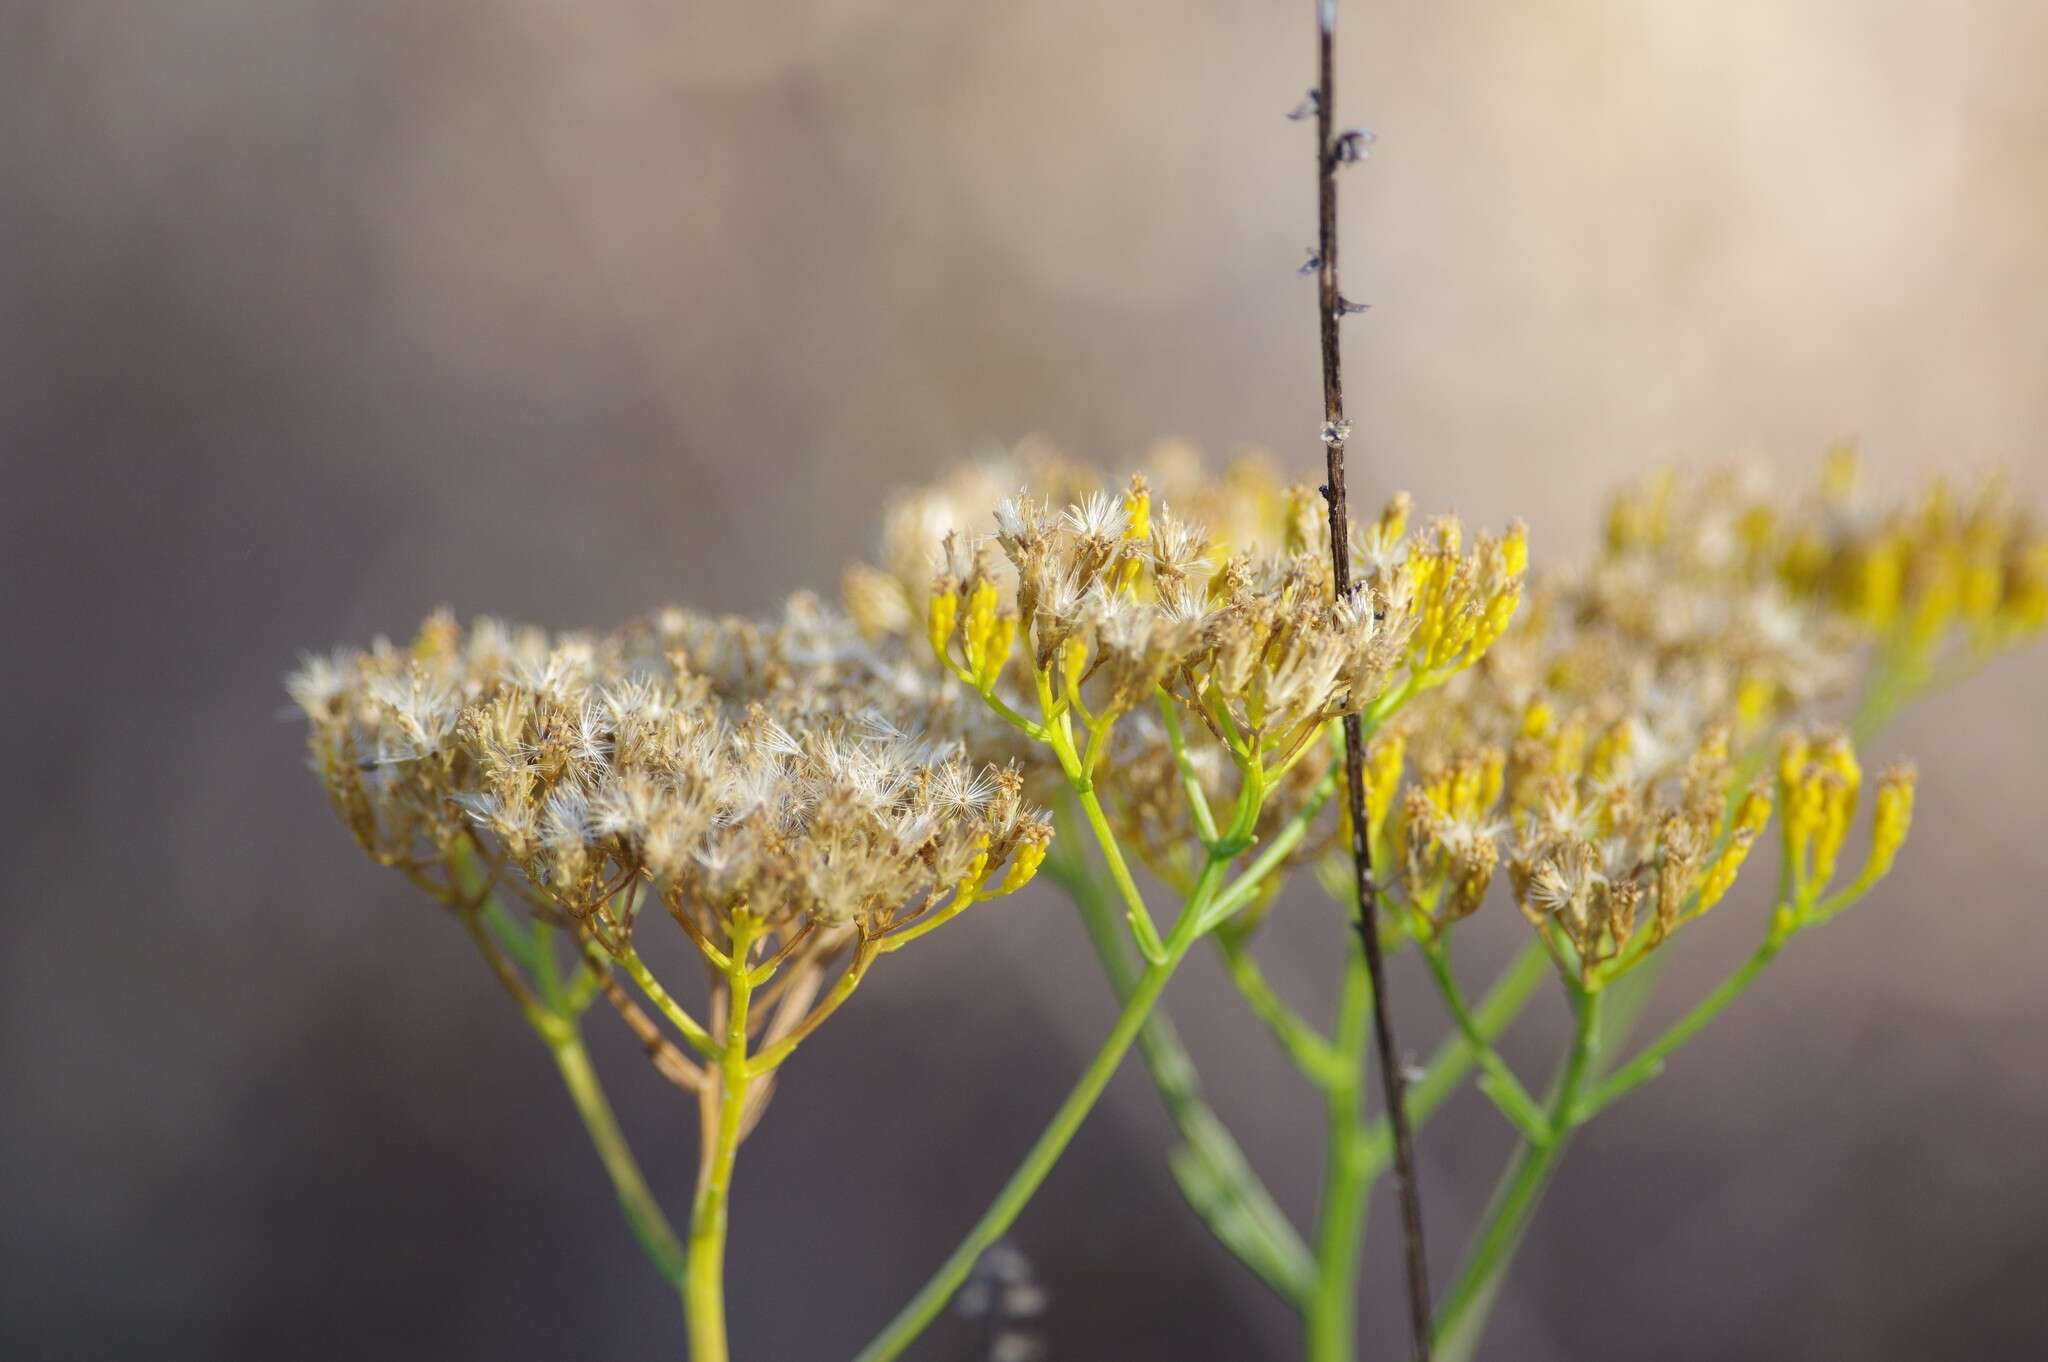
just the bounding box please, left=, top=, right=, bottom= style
left=290, top=599, right=1049, bottom=959
left=864, top=454, right=1524, bottom=900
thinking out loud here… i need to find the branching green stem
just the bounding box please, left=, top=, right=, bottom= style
left=1418, top=939, right=1552, bottom=1145
left=1048, top=839, right=1313, bottom=1305
left=1197, top=760, right=1341, bottom=933
left=1157, top=688, right=1221, bottom=844
left=1217, top=933, right=1342, bottom=1086
left=855, top=782, right=1265, bottom=1362
left=1039, top=671, right=1169, bottom=962
left=1304, top=940, right=1373, bottom=1362
left=853, top=871, right=1221, bottom=1362
left=1573, top=930, right=1785, bottom=1124
left=1075, top=782, right=1168, bottom=963
left=1432, top=988, right=1603, bottom=1362
left=539, top=1018, right=688, bottom=1289
left=445, top=846, right=690, bottom=1296
left=617, top=945, right=721, bottom=1059
left=1354, top=939, right=1550, bottom=1178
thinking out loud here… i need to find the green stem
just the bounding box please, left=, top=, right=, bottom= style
left=618, top=945, right=721, bottom=1059
left=1432, top=988, right=1603, bottom=1362
left=538, top=1018, right=689, bottom=1290
left=1418, top=939, right=1552, bottom=1145
left=854, top=856, right=1233, bottom=1362
left=1354, top=940, right=1550, bottom=1178
left=1217, top=934, right=1341, bottom=1085
left=1197, top=761, right=1340, bottom=933
left=1157, top=688, right=1220, bottom=844
left=453, top=860, right=690, bottom=1296
left=686, top=929, right=756, bottom=1362
left=1304, top=940, right=1372, bottom=1362
left=1051, top=845, right=1313, bottom=1305
left=1075, top=781, right=1167, bottom=963
left=1573, top=932, right=1785, bottom=1123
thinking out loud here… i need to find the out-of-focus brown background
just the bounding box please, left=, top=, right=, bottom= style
left=5, top=2, right=2046, bottom=1358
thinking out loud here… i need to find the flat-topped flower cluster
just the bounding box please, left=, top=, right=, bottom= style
left=287, top=441, right=2041, bottom=1362
left=289, top=599, right=1048, bottom=956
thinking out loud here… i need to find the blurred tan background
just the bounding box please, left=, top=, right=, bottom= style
left=4, top=1, right=2046, bottom=1358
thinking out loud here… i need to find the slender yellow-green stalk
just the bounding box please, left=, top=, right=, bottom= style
left=1418, top=938, right=1552, bottom=1145
left=1304, top=940, right=1372, bottom=1362
left=686, top=919, right=760, bottom=1362
left=456, top=857, right=691, bottom=1291
left=854, top=862, right=1225, bottom=1362
left=540, top=1020, right=689, bottom=1289
left=1047, top=822, right=1314, bottom=1304
left=855, top=776, right=1267, bottom=1362
left=1433, top=987, right=1603, bottom=1362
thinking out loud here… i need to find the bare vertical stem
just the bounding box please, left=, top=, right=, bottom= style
left=1310, top=3, right=1435, bottom=1355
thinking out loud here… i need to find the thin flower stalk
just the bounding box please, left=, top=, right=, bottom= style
left=1045, top=823, right=1315, bottom=1304
left=1426, top=741, right=1919, bottom=1358
left=855, top=783, right=1263, bottom=1362
left=290, top=602, right=1049, bottom=1361
left=1431, top=985, right=1604, bottom=1362
left=885, top=467, right=1521, bottom=1354
left=1304, top=939, right=1374, bottom=1362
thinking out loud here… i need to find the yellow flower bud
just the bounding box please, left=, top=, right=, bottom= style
left=1501, top=520, right=1528, bottom=578
left=1734, top=783, right=1773, bottom=837
left=1479, top=746, right=1507, bottom=813
left=1379, top=493, right=1411, bottom=545
left=1776, top=733, right=1825, bottom=897
left=1735, top=674, right=1776, bottom=733
left=1808, top=735, right=1863, bottom=889
left=1776, top=732, right=1810, bottom=795
left=961, top=578, right=1001, bottom=679
left=996, top=836, right=1049, bottom=897
left=1060, top=634, right=1088, bottom=696
left=1962, top=545, right=2002, bottom=629
left=927, top=585, right=960, bottom=665
left=979, top=612, right=1018, bottom=691
left=1847, top=536, right=1905, bottom=631
left=1366, top=734, right=1405, bottom=838
left=1589, top=722, right=1633, bottom=783
left=1809, top=774, right=1853, bottom=891
left=1861, top=763, right=1917, bottom=886
left=2003, top=537, right=2048, bottom=637
left=1475, top=585, right=1520, bottom=654
left=955, top=839, right=992, bottom=900
left=1904, top=551, right=1959, bottom=657
left=1122, top=476, right=1151, bottom=543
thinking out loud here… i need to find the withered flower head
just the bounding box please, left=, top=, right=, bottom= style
left=289, top=602, right=1049, bottom=952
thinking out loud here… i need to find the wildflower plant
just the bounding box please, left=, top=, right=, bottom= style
left=290, top=602, right=1048, bottom=1362
left=839, top=445, right=2033, bottom=1362
left=290, top=441, right=2038, bottom=1360
left=285, top=3, right=2047, bottom=1355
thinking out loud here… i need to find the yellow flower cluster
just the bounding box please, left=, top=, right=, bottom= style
left=1772, top=730, right=1916, bottom=936
left=1370, top=704, right=1778, bottom=984
left=886, top=455, right=1523, bottom=898
left=1605, top=452, right=2047, bottom=710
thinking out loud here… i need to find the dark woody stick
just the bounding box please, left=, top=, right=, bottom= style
left=1307, top=2, right=1434, bottom=1354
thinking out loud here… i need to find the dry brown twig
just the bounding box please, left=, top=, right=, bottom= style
left=1307, top=1, right=1435, bottom=1354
